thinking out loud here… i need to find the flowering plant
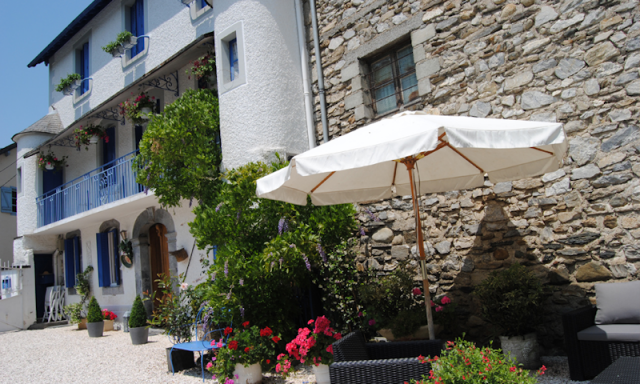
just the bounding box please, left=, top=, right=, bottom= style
left=410, top=337, right=546, bottom=384
left=206, top=322, right=280, bottom=383
left=186, top=51, right=215, bottom=84
left=102, top=309, right=117, bottom=321
left=74, top=124, right=107, bottom=150
left=37, top=151, right=67, bottom=171
left=120, top=92, right=156, bottom=124
left=284, top=316, right=341, bottom=368
left=425, top=293, right=457, bottom=334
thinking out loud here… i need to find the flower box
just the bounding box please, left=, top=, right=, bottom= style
left=104, top=319, right=114, bottom=332
left=122, top=36, right=138, bottom=50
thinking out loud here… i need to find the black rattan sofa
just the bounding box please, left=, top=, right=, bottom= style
left=563, top=305, right=640, bottom=380
left=329, top=330, right=443, bottom=384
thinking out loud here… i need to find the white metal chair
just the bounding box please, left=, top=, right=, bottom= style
left=43, top=286, right=54, bottom=322
left=54, top=286, right=66, bottom=321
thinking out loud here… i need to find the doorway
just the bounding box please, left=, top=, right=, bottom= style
left=149, top=223, right=169, bottom=305
left=34, top=254, right=54, bottom=320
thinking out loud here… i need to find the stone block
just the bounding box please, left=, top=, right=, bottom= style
left=341, top=62, right=360, bottom=82
left=521, top=91, right=556, bottom=110
left=584, top=42, right=619, bottom=67
left=504, top=71, right=533, bottom=91
left=535, top=6, right=558, bottom=27
left=391, top=245, right=410, bottom=259
left=411, top=24, right=436, bottom=46
left=354, top=104, right=373, bottom=121
left=413, top=44, right=426, bottom=63
left=418, top=77, right=432, bottom=96
left=571, top=164, right=601, bottom=180
left=576, top=261, right=612, bottom=282
left=351, top=75, right=366, bottom=92
left=416, top=58, right=440, bottom=79
left=344, top=91, right=366, bottom=110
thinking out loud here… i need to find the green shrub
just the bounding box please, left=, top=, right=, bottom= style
left=55, top=73, right=81, bottom=92
left=474, top=263, right=546, bottom=336
left=129, top=295, right=148, bottom=329
left=411, top=337, right=546, bottom=383
left=86, top=297, right=104, bottom=323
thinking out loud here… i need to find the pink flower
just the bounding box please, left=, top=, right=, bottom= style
left=368, top=319, right=376, bottom=326
left=431, top=300, right=436, bottom=307
left=313, top=316, right=330, bottom=334
left=326, top=344, right=333, bottom=354
left=180, top=282, right=188, bottom=290
left=206, top=362, right=212, bottom=369
left=441, top=296, right=451, bottom=305
left=412, top=288, right=422, bottom=296
left=436, top=306, right=444, bottom=312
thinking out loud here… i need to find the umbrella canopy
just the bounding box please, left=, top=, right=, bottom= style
left=256, top=111, right=567, bottom=340
left=257, top=112, right=567, bottom=206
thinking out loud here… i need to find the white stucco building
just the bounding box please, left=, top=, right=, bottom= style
left=6, top=0, right=314, bottom=329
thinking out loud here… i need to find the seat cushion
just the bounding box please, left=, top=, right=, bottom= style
left=595, top=281, right=640, bottom=324
left=577, top=325, right=640, bottom=342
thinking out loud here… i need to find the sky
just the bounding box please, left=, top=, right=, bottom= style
left=0, top=1, right=93, bottom=149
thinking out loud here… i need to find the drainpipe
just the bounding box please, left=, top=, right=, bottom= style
left=294, top=0, right=316, bottom=149
left=309, top=0, right=329, bottom=143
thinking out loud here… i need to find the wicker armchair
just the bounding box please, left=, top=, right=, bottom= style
left=563, top=305, right=640, bottom=380
left=329, top=331, right=443, bottom=384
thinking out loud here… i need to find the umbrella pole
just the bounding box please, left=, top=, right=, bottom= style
left=402, top=158, right=435, bottom=340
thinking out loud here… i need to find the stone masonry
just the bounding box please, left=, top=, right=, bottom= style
left=306, top=0, right=640, bottom=352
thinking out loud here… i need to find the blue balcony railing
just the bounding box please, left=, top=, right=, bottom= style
left=36, top=151, right=143, bottom=227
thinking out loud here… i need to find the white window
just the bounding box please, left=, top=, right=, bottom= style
left=216, top=21, right=246, bottom=93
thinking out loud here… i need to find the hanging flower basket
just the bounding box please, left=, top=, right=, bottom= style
left=38, top=152, right=68, bottom=171
left=120, top=92, right=156, bottom=124
left=74, top=124, right=108, bottom=151
left=186, top=51, right=215, bottom=89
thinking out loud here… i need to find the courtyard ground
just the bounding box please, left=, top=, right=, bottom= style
left=0, top=325, right=588, bottom=383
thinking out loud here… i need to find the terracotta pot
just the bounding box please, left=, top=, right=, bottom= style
left=103, top=319, right=114, bottom=332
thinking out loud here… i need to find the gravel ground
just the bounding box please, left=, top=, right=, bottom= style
left=0, top=325, right=590, bottom=384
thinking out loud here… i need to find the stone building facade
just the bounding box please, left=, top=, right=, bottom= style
left=306, top=0, right=640, bottom=350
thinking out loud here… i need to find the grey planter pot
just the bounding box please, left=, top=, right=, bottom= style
left=87, top=321, right=104, bottom=338
left=130, top=326, right=149, bottom=345
left=499, top=333, right=541, bottom=370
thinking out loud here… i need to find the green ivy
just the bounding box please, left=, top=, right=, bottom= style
left=134, top=89, right=222, bottom=207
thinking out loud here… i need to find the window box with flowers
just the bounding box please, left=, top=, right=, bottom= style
left=120, top=92, right=156, bottom=124
left=102, top=31, right=138, bottom=58
left=55, top=73, right=82, bottom=96
left=74, top=124, right=108, bottom=150
left=207, top=322, right=281, bottom=384
left=38, top=152, right=68, bottom=171
left=102, top=309, right=117, bottom=331
left=186, top=51, right=216, bottom=89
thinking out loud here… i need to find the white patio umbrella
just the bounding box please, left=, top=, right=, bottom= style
left=256, top=111, right=567, bottom=340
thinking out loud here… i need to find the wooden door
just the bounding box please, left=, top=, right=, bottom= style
left=149, top=224, right=169, bottom=304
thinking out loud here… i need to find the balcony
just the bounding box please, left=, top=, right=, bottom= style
left=36, top=151, right=143, bottom=227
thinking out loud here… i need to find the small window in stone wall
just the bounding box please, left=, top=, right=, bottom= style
left=367, top=45, right=419, bottom=116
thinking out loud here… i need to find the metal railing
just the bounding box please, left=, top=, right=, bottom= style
left=36, top=150, right=143, bottom=227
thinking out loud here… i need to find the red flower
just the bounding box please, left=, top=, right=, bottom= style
left=412, top=287, right=422, bottom=296
left=326, top=344, right=333, bottom=354
left=260, top=327, right=273, bottom=337
left=272, top=336, right=280, bottom=343
left=266, top=359, right=270, bottom=364
left=313, top=316, right=330, bottom=334
left=244, top=347, right=251, bottom=353
left=224, top=327, right=233, bottom=335
left=333, top=333, right=342, bottom=340
left=228, top=340, right=238, bottom=350
left=242, top=321, right=250, bottom=328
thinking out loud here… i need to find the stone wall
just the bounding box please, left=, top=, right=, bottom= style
left=307, top=0, right=640, bottom=351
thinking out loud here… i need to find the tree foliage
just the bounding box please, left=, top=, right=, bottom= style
left=135, top=89, right=222, bottom=207
left=190, top=160, right=358, bottom=334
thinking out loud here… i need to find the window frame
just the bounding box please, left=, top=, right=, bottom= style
left=76, top=42, right=90, bottom=95
left=64, top=236, right=82, bottom=289
left=128, top=0, right=145, bottom=58
left=1, top=186, right=16, bottom=215
left=216, top=21, right=246, bottom=94
left=97, top=228, right=121, bottom=287
left=367, top=44, right=419, bottom=117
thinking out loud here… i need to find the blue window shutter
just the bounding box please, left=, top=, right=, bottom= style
left=74, top=237, right=81, bottom=284
left=96, top=232, right=111, bottom=287
left=82, top=42, right=89, bottom=94
left=130, top=0, right=145, bottom=56
left=1, top=187, right=11, bottom=213
left=111, top=229, right=121, bottom=285
left=200, top=0, right=207, bottom=8
left=64, top=238, right=76, bottom=288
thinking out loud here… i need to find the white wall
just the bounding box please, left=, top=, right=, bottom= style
left=48, top=0, right=214, bottom=128
left=0, top=148, right=17, bottom=266
left=213, top=0, right=310, bottom=170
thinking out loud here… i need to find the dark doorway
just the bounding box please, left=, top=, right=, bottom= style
left=34, top=254, right=55, bottom=320
left=149, top=223, right=169, bottom=307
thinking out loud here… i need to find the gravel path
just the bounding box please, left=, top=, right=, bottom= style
left=0, top=325, right=590, bottom=384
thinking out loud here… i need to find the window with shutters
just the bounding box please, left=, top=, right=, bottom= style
left=128, top=0, right=145, bottom=58
left=1, top=187, right=16, bottom=215
left=366, top=44, right=419, bottom=116
left=192, top=0, right=210, bottom=18
left=64, top=236, right=82, bottom=289
left=76, top=42, right=90, bottom=95
left=97, top=229, right=120, bottom=287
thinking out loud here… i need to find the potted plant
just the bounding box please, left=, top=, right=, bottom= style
left=86, top=296, right=104, bottom=338
left=207, top=322, right=281, bottom=384
left=55, top=73, right=82, bottom=95
left=63, top=266, right=93, bottom=329
left=282, top=316, right=341, bottom=384
left=102, top=309, right=117, bottom=332
left=120, top=92, right=156, bottom=124
left=474, top=263, right=546, bottom=369
left=129, top=295, right=149, bottom=345
left=186, top=51, right=215, bottom=89
left=102, top=31, right=137, bottom=58
left=74, top=124, right=108, bottom=150
left=410, top=337, right=547, bottom=383
left=37, top=152, right=67, bottom=171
